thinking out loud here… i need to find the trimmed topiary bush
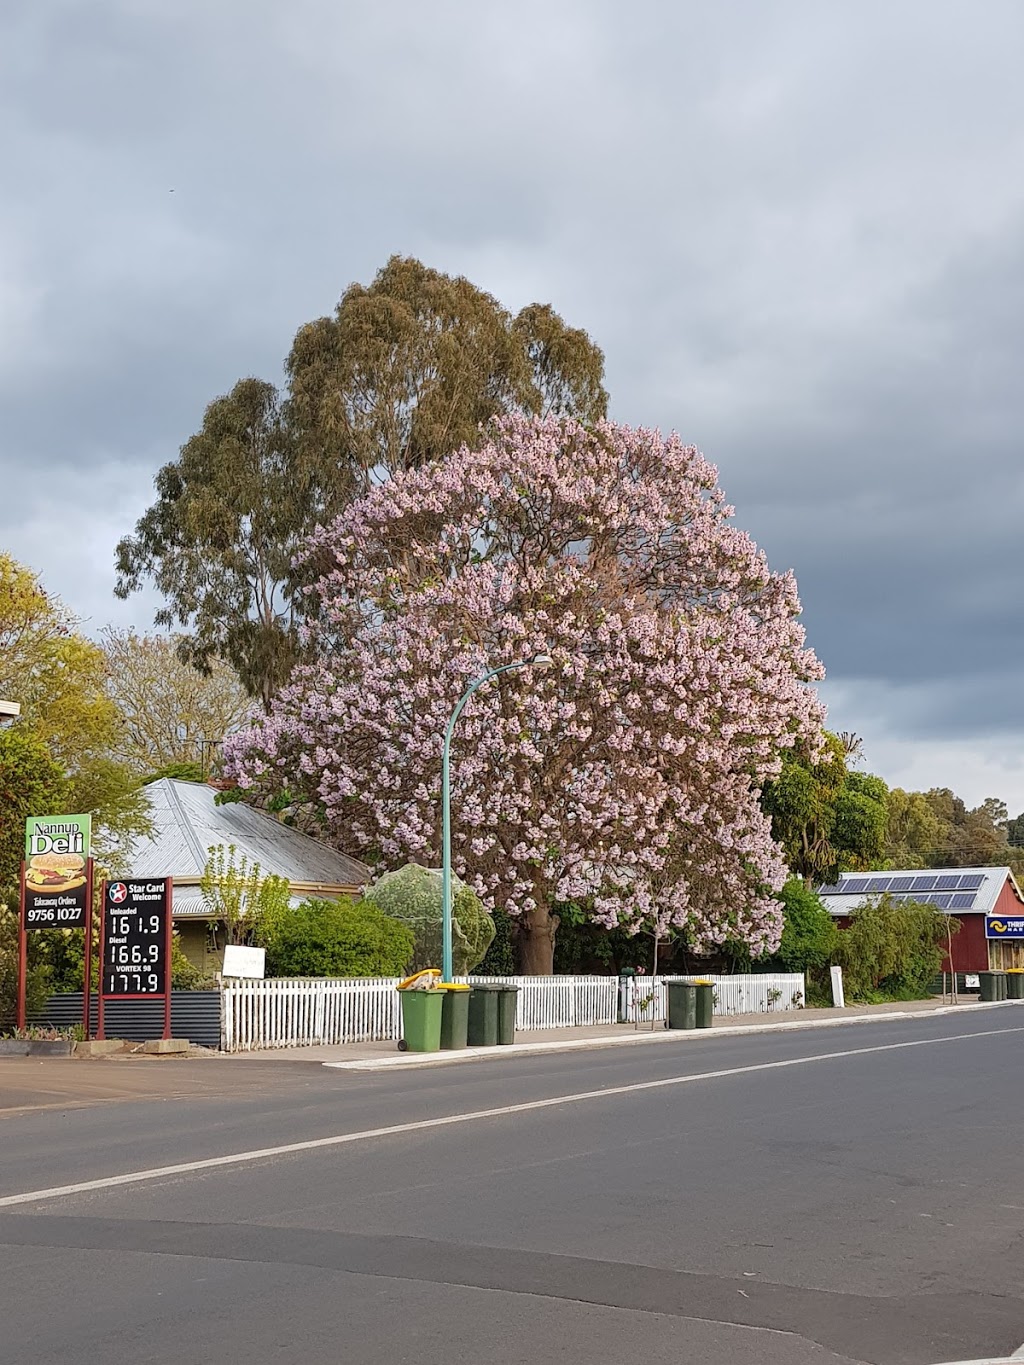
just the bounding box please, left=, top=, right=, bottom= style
left=363, top=863, right=495, bottom=974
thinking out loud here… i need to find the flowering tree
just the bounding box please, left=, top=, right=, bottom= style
left=223, top=416, right=824, bottom=973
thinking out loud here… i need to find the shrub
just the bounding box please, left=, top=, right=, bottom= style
left=170, top=934, right=218, bottom=989
left=476, top=905, right=517, bottom=975
left=363, top=864, right=495, bottom=973
left=836, top=894, right=956, bottom=1001
left=258, top=897, right=414, bottom=978
left=0, top=895, right=50, bottom=1031
left=774, top=879, right=840, bottom=973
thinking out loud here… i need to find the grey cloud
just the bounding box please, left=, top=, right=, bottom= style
left=3, top=0, right=1024, bottom=804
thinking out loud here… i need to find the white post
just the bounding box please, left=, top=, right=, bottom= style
left=830, top=964, right=845, bottom=1009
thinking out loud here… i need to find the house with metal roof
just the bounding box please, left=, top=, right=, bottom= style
left=817, top=866, right=1024, bottom=973
left=130, top=780, right=370, bottom=972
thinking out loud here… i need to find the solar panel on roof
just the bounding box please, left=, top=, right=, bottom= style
left=950, top=893, right=976, bottom=910
left=958, top=874, right=984, bottom=890
left=818, top=883, right=841, bottom=894
left=889, top=893, right=906, bottom=904
left=934, top=875, right=961, bottom=892
left=889, top=876, right=914, bottom=892
left=911, top=876, right=938, bottom=892
left=865, top=877, right=890, bottom=893
left=931, top=894, right=953, bottom=909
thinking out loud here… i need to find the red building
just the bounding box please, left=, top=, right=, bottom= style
left=817, top=866, right=1024, bottom=974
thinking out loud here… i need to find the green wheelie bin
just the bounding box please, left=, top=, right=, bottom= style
left=398, top=986, right=444, bottom=1052
left=1006, top=970, right=1024, bottom=1000
left=467, top=982, right=501, bottom=1046
left=496, top=985, right=520, bottom=1045
left=666, top=980, right=697, bottom=1030
left=693, top=980, right=714, bottom=1029
left=439, top=983, right=471, bottom=1049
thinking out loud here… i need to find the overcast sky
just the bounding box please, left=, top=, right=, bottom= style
left=3, top=0, right=1024, bottom=811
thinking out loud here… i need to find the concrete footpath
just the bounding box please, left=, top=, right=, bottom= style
left=212, top=993, right=1022, bottom=1069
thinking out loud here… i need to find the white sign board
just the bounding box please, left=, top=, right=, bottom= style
left=830, top=964, right=845, bottom=1009
left=222, top=944, right=266, bottom=979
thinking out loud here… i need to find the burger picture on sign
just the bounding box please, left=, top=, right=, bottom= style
left=25, top=851, right=87, bottom=893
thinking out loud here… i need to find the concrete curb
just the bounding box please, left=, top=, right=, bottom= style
left=323, top=999, right=1024, bottom=1071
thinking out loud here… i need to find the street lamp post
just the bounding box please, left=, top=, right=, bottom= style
left=441, top=654, right=552, bottom=982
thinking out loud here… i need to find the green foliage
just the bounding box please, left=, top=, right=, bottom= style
left=884, top=786, right=1010, bottom=869
left=170, top=933, right=218, bottom=989
left=115, top=379, right=305, bottom=712
left=200, top=843, right=292, bottom=946
left=116, top=260, right=607, bottom=712
left=475, top=905, right=517, bottom=975
left=762, top=733, right=888, bottom=883
left=0, top=895, right=50, bottom=1029
left=363, top=863, right=495, bottom=974
left=773, top=879, right=840, bottom=972
left=144, top=761, right=205, bottom=784
left=551, top=900, right=657, bottom=975
left=836, top=893, right=955, bottom=1001
left=1, top=553, right=152, bottom=873
left=0, top=728, right=68, bottom=887
left=256, top=897, right=414, bottom=978
left=287, top=255, right=608, bottom=484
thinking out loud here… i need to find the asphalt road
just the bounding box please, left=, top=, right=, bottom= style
left=2, top=1010, right=1023, bottom=1365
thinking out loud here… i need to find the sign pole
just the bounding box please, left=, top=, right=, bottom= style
left=16, top=861, right=27, bottom=1033
left=163, top=877, right=174, bottom=1041
left=96, top=880, right=107, bottom=1042
left=81, top=858, right=94, bottom=1041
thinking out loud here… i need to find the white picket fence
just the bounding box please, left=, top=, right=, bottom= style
left=221, top=974, right=619, bottom=1051
left=619, top=973, right=806, bottom=1024
left=221, top=971, right=804, bottom=1051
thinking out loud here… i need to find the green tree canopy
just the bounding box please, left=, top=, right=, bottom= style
left=115, top=379, right=305, bottom=711
left=761, top=733, right=889, bottom=884
left=772, top=878, right=840, bottom=973
left=286, top=255, right=608, bottom=484
left=101, top=629, right=251, bottom=774
left=0, top=728, right=68, bottom=888
left=115, top=257, right=608, bottom=711
left=884, top=787, right=1010, bottom=868
left=0, top=553, right=150, bottom=872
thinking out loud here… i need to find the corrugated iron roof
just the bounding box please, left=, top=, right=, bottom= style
left=131, top=779, right=369, bottom=890
left=816, top=865, right=1023, bottom=916
left=171, top=885, right=310, bottom=918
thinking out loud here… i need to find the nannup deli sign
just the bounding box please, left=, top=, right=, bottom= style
left=22, top=813, right=92, bottom=929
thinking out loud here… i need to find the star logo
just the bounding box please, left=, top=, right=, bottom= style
left=109, top=882, right=128, bottom=904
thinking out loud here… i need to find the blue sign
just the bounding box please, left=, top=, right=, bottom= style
left=985, top=915, right=1024, bottom=940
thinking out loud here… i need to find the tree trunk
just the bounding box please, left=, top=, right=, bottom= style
left=518, top=906, right=560, bottom=975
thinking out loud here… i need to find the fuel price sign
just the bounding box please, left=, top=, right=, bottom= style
left=101, top=878, right=172, bottom=997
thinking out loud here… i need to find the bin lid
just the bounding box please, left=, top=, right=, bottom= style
left=437, top=982, right=471, bottom=991
left=469, top=981, right=505, bottom=991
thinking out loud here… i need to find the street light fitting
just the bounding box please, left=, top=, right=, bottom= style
left=0, top=698, right=21, bottom=723
left=531, top=653, right=553, bottom=669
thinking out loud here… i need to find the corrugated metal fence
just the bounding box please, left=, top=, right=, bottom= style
left=35, top=991, right=222, bottom=1049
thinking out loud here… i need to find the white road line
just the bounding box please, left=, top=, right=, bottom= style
left=1, top=1024, right=1021, bottom=1210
